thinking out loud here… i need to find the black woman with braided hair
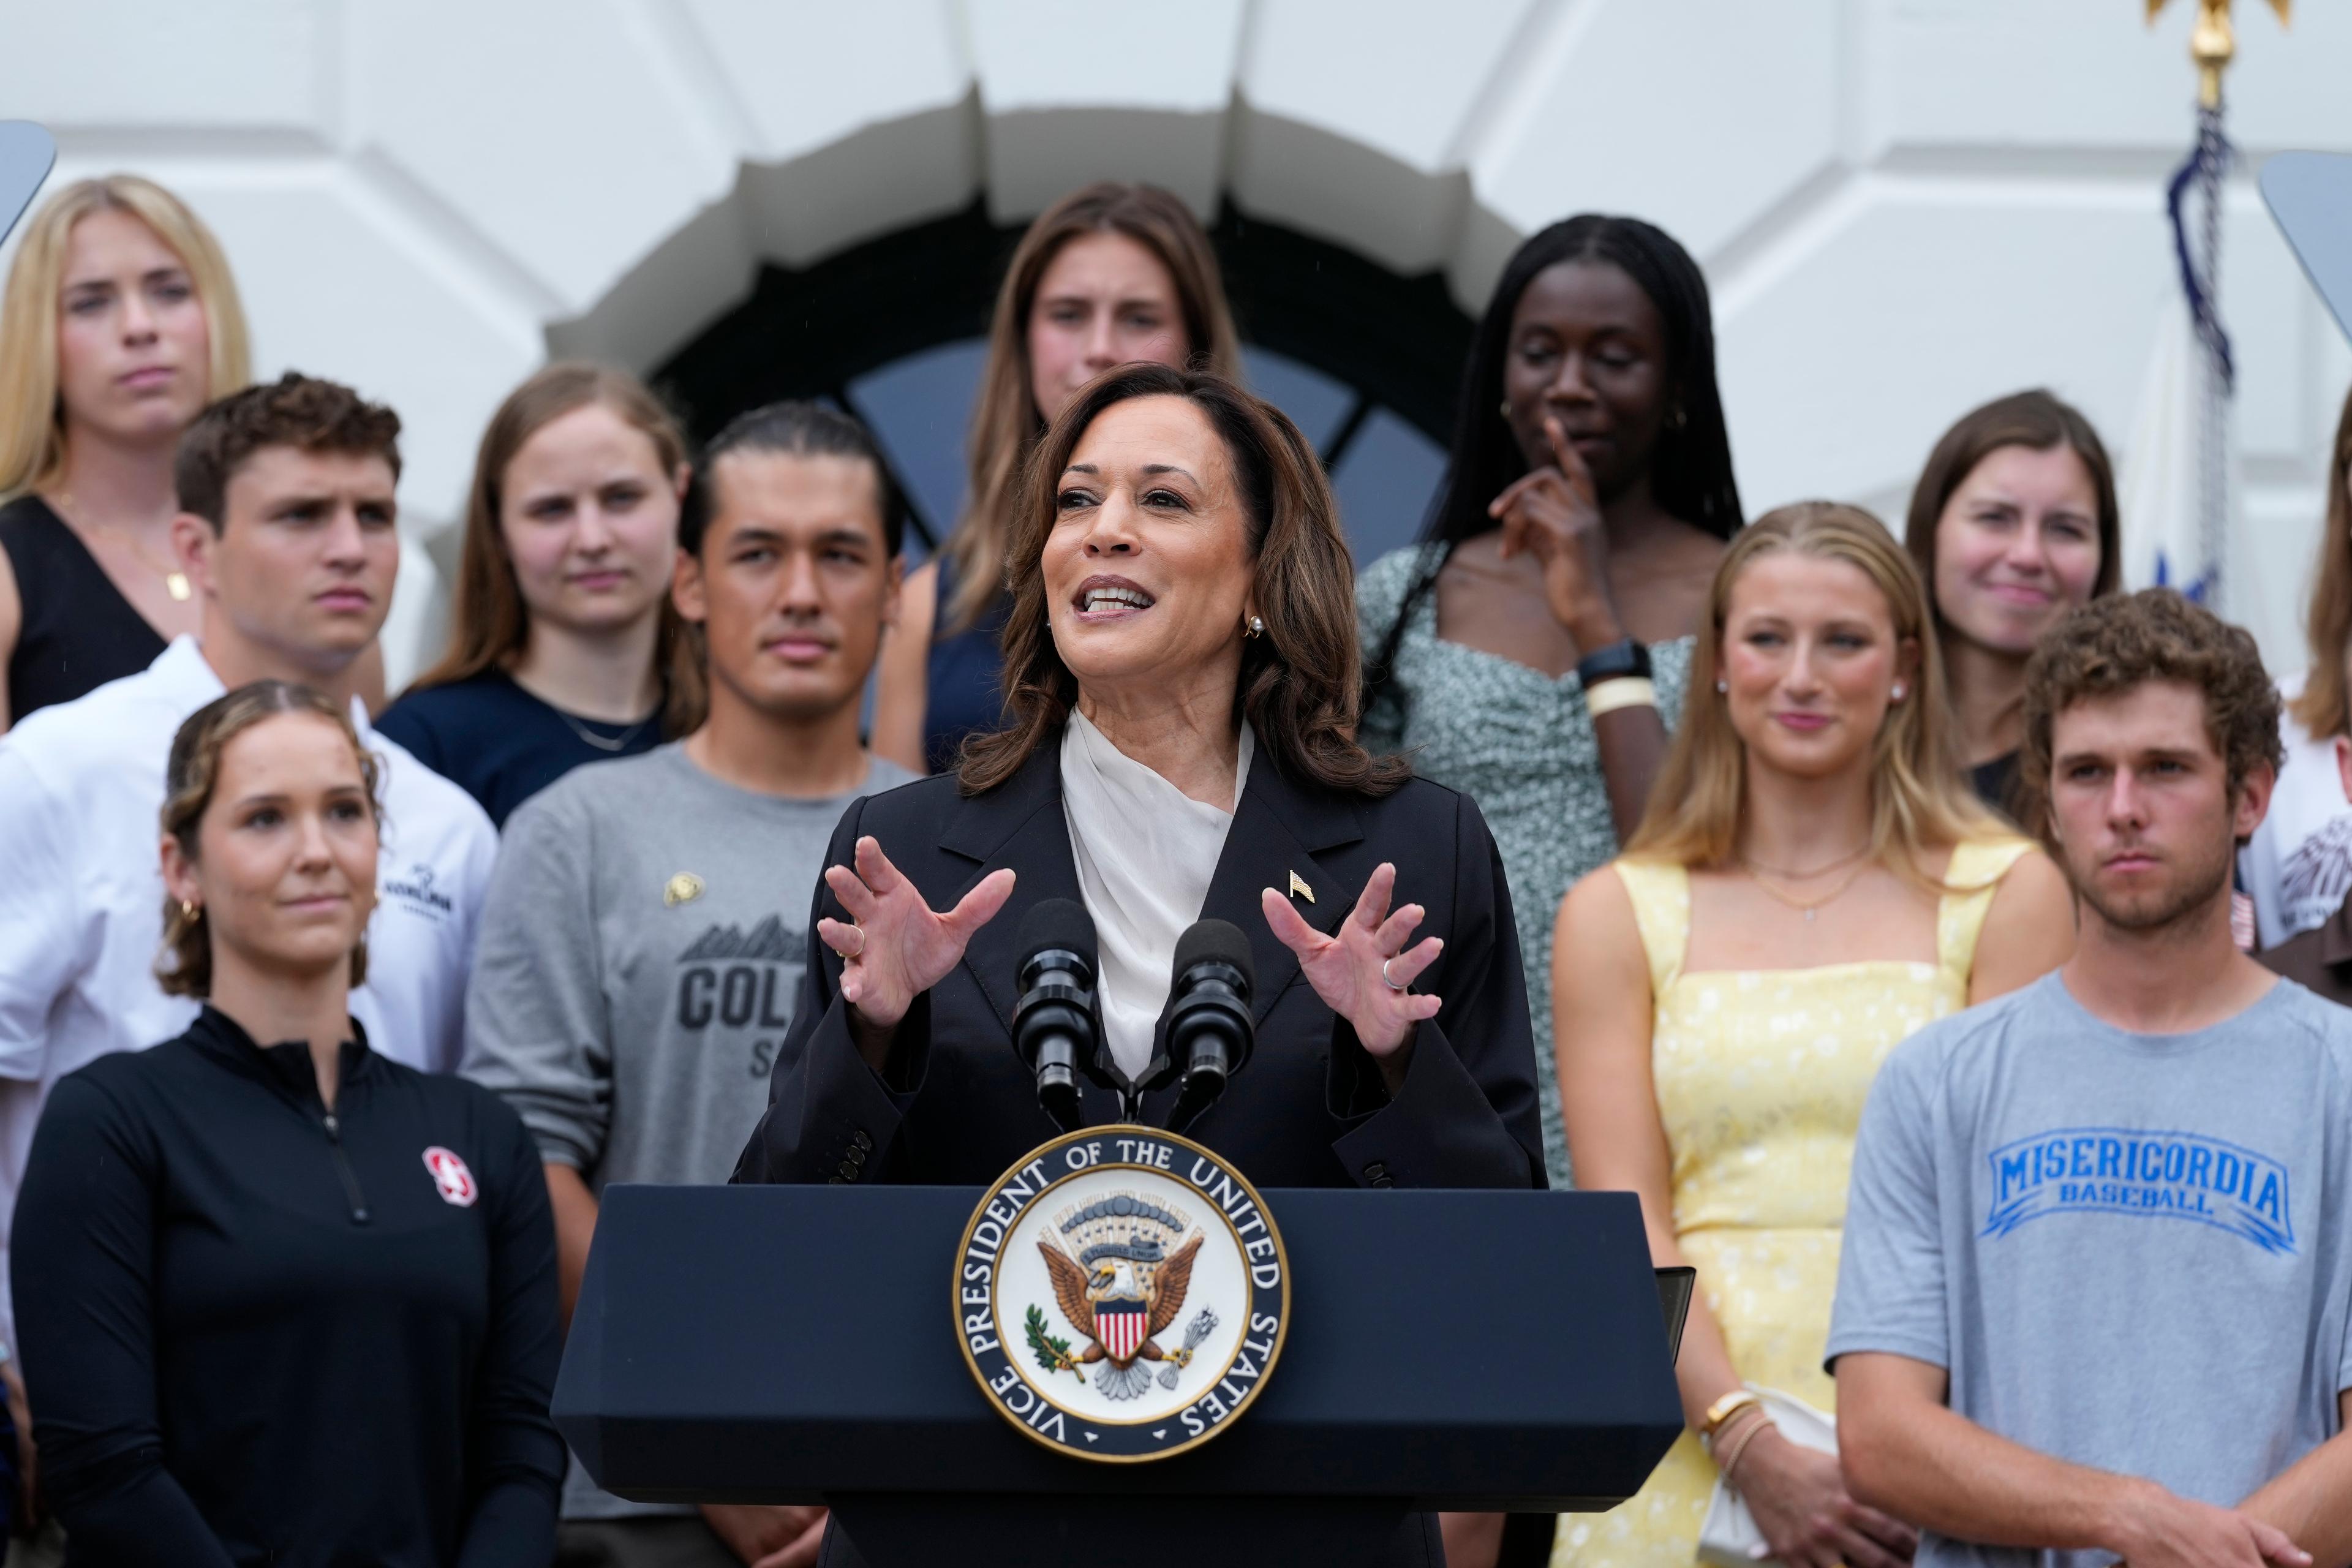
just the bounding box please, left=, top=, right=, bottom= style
left=1356, top=214, right=1743, bottom=1196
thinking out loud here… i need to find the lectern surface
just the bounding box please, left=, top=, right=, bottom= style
left=557, top=1184, right=1681, bottom=1513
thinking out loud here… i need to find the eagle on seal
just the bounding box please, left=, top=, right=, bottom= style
left=1039, top=1204, right=1205, bottom=1401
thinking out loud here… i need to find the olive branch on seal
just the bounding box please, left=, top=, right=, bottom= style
left=1023, top=1304, right=1086, bottom=1382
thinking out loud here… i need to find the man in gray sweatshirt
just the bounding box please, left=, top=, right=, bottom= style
left=464, top=403, right=918, bottom=1568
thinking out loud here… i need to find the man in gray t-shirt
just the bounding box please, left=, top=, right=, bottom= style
left=468, top=742, right=914, bottom=1193
left=1830, top=591, right=2352, bottom=1568
left=465, top=403, right=918, bottom=1567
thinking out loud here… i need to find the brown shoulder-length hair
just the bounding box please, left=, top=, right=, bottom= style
left=158, top=681, right=382, bottom=998
left=406, top=362, right=702, bottom=735
left=959, top=363, right=1408, bottom=800
left=941, top=183, right=1242, bottom=634
left=1626, top=502, right=2002, bottom=891
left=2290, top=385, right=2352, bottom=740
left=1903, top=388, right=2122, bottom=644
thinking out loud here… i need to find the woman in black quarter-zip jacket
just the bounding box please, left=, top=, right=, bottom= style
left=10, top=680, right=563, bottom=1568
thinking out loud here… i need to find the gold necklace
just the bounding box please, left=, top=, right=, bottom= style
left=1738, top=840, right=1872, bottom=881
left=1739, top=856, right=1874, bottom=922
left=53, top=489, right=190, bottom=601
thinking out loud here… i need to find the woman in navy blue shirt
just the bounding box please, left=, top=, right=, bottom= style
left=12, top=679, right=563, bottom=1566
left=379, top=364, right=698, bottom=826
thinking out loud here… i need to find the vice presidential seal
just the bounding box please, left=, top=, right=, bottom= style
left=954, top=1126, right=1287, bottom=1462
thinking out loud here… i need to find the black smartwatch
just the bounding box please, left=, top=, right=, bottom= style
left=1575, top=638, right=1652, bottom=688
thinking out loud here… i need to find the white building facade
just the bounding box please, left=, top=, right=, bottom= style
left=4, top=0, right=2345, bottom=680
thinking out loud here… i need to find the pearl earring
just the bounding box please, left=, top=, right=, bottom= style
left=1499, top=398, right=1511, bottom=419
left=1716, top=678, right=1729, bottom=694
left=1891, top=684, right=1906, bottom=701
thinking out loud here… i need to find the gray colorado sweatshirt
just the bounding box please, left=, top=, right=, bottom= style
left=461, top=741, right=916, bottom=1518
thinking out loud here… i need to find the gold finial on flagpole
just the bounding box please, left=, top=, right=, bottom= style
left=2147, top=0, right=2290, bottom=108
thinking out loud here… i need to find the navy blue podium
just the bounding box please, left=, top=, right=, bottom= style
left=554, top=1185, right=1683, bottom=1567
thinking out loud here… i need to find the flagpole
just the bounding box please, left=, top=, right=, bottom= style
left=2145, top=0, right=2290, bottom=610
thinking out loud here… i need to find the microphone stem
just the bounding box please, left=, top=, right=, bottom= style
left=1165, top=1078, right=1219, bottom=1136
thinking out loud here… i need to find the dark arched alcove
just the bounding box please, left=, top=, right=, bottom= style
left=651, top=198, right=1474, bottom=563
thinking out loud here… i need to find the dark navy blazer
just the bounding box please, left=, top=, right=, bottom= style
left=733, top=737, right=1545, bottom=1194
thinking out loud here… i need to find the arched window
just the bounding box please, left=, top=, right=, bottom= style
left=652, top=200, right=1471, bottom=566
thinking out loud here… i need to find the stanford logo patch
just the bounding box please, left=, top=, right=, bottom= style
left=422, top=1147, right=478, bottom=1207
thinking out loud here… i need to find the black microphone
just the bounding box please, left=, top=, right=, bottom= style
left=1012, top=899, right=1102, bottom=1133
left=1164, top=919, right=1254, bottom=1133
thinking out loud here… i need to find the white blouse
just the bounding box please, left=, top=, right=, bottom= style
left=1059, top=711, right=1256, bottom=1082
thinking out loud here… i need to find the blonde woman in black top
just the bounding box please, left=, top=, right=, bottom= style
left=12, top=680, right=562, bottom=1566
left=0, top=175, right=252, bottom=728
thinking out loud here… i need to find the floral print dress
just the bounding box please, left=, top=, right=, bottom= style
left=1356, top=543, right=1695, bottom=1186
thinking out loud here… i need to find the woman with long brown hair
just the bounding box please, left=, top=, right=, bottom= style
left=1551, top=505, right=2073, bottom=1568
left=2242, top=385, right=2352, bottom=951
left=377, top=362, right=696, bottom=826
left=0, top=174, right=253, bottom=729
left=1901, top=389, right=2120, bottom=823
left=741, top=364, right=1537, bottom=1567
left=870, top=182, right=1241, bottom=774
left=744, top=364, right=1538, bottom=1194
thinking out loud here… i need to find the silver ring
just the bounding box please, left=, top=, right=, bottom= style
left=1381, top=956, right=1409, bottom=993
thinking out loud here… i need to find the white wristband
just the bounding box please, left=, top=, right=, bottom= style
left=1586, top=676, right=1657, bottom=718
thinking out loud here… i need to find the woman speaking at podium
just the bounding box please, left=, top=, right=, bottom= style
left=734, top=363, right=1542, bottom=1195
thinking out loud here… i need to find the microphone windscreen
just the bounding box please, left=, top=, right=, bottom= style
left=1018, top=897, right=1098, bottom=963
left=1173, top=918, right=1254, bottom=993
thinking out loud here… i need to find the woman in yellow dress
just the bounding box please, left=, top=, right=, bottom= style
left=1551, top=503, right=2076, bottom=1568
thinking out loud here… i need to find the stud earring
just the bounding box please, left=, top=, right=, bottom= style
left=1891, top=683, right=1907, bottom=701
left=179, top=899, right=199, bottom=923
left=1245, top=615, right=1265, bottom=639
left=1668, top=403, right=1689, bottom=431
left=1716, top=678, right=1729, bottom=695
left=1499, top=398, right=1512, bottom=419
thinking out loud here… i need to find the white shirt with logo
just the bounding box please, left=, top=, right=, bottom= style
left=2241, top=669, right=2352, bottom=951
left=0, top=636, right=496, bottom=1355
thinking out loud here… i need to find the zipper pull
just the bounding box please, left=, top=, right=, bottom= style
left=320, top=1112, right=369, bottom=1224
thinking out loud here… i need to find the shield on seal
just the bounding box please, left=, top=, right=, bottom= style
left=1096, top=1297, right=1149, bottom=1362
